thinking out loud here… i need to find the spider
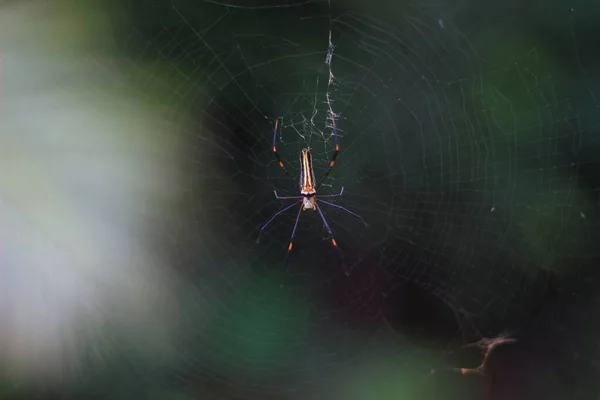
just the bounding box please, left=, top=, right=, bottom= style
left=258, top=118, right=367, bottom=265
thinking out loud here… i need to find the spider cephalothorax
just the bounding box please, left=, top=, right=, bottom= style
left=302, top=195, right=317, bottom=211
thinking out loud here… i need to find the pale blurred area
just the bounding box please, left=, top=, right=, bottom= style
left=0, top=0, right=189, bottom=387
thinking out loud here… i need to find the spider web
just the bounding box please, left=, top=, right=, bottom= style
left=97, top=0, right=600, bottom=398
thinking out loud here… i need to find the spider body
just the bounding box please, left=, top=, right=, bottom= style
left=299, top=147, right=318, bottom=210
left=259, top=118, right=367, bottom=266
left=302, top=195, right=317, bottom=211
left=299, top=148, right=317, bottom=195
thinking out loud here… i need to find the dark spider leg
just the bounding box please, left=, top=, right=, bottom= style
left=257, top=200, right=301, bottom=243
left=315, top=204, right=344, bottom=260
left=316, top=186, right=344, bottom=198
left=272, top=119, right=291, bottom=177
left=318, top=200, right=369, bottom=226
left=274, top=190, right=303, bottom=200
left=316, top=119, right=339, bottom=191
left=284, top=204, right=304, bottom=268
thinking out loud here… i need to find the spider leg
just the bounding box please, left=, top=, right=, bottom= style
left=257, top=200, right=301, bottom=243
left=315, top=203, right=344, bottom=260
left=272, top=119, right=291, bottom=177
left=274, top=190, right=304, bottom=200
left=284, top=203, right=304, bottom=268
left=318, top=199, right=369, bottom=226
left=316, top=119, right=339, bottom=191
left=316, top=186, right=344, bottom=198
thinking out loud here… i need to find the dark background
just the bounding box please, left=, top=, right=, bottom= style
left=5, top=0, right=600, bottom=399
